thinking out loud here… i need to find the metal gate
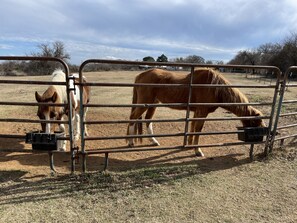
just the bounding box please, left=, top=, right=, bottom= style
left=77, top=59, right=282, bottom=172
left=1, top=57, right=295, bottom=173
left=0, top=56, right=76, bottom=172
left=273, top=66, right=297, bottom=148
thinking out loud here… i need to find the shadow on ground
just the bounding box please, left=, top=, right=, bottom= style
left=0, top=148, right=259, bottom=206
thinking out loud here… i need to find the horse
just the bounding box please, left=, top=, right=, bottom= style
left=127, top=68, right=266, bottom=156
left=35, top=69, right=91, bottom=151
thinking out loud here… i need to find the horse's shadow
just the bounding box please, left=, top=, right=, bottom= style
left=0, top=140, right=255, bottom=175
left=87, top=149, right=253, bottom=174
left=0, top=137, right=25, bottom=151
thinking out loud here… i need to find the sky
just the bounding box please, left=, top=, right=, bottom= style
left=1, top=0, right=297, bottom=65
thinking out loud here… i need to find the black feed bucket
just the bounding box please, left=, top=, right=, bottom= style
left=25, top=131, right=64, bottom=151
left=237, top=127, right=269, bottom=142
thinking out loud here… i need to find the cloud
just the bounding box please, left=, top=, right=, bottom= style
left=0, top=0, right=296, bottom=64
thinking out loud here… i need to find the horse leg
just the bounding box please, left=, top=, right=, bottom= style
left=74, top=113, right=80, bottom=141
left=193, top=120, right=206, bottom=157
left=187, top=119, right=196, bottom=145
left=127, top=107, right=148, bottom=147
left=83, top=107, right=89, bottom=136
left=45, top=113, right=51, bottom=134
left=57, top=116, right=67, bottom=151
left=192, top=109, right=208, bottom=157
left=75, top=108, right=89, bottom=140
left=58, top=116, right=65, bottom=132
left=145, top=107, right=160, bottom=146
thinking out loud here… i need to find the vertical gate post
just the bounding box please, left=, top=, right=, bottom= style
left=267, top=70, right=286, bottom=154
left=79, top=62, right=87, bottom=173
left=263, top=69, right=282, bottom=156
left=183, top=66, right=194, bottom=147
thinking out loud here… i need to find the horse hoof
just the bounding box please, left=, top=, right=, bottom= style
left=128, top=143, right=134, bottom=148
left=195, top=149, right=204, bottom=157
left=151, top=142, right=160, bottom=146
left=58, top=147, right=66, bottom=152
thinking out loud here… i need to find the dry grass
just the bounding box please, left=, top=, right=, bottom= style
left=0, top=155, right=296, bottom=222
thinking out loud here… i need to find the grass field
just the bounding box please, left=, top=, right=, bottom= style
left=0, top=70, right=297, bottom=222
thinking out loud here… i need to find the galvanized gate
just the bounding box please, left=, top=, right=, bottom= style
left=273, top=66, right=297, bottom=148
left=77, top=59, right=282, bottom=172
left=1, top=56, right=296, bottom=173
left=0, top=56, right=76, bottom=172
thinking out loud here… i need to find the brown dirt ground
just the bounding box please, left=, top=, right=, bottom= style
left=0, top=70, right=295, bottom=179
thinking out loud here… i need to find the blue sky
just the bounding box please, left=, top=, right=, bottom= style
left=1, top=0, right=297, bottom=64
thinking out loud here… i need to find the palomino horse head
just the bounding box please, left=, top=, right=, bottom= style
left=35, top=86, right=64, bottom=133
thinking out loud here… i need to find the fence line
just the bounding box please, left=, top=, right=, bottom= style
left=1, top=56, right=296, bottom=173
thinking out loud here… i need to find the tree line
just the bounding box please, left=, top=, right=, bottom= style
left=228, top=32, right=297, bottom=73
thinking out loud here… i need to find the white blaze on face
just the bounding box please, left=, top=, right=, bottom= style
left=45, top=112, right=51, bottom=134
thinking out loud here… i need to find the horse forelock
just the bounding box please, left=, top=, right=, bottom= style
left=52, top=69, right=66, bottom=82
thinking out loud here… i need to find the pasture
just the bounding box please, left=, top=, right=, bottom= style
left=0, top=70, right=297, bottom=222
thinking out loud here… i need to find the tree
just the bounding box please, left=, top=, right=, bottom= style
left=143, top=56, right=155, bottom=62
left=29, top=41, right=71, bottom=75
left=157, top=54, right=168, bottom=62
left=185, top=55, right=205, bottom=64
left=229, top=33, right=297, bottom=73
left=229, top=50, right=260, bottom=66
left=32, top=41, right=70, bottom=60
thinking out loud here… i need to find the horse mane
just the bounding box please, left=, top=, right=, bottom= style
left=207, top=68, right=249, bottom=116
left=206, top=68, right=265, bottom=126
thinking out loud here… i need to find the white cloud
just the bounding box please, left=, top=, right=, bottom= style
left=0, top=0, right=296, bottom=64
left=0, top=44, right=13, bottom=50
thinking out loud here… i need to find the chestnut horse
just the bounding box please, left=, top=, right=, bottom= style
left=35, top=69, right=90, bottom=151
left=127, top=68, right=266, bottom=156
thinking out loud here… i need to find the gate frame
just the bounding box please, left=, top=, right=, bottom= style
left=0, top=56, right=77, bottom=172
left=0, top=57, right=290, bottom=173
left=78, top=59, right=282, bottom=172
left=272, top=66, right=297, bottom=148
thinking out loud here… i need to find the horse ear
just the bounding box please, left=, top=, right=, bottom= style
left=35, top=91, right=42, bottom=102
left=51, top=92, right=58, bottom=102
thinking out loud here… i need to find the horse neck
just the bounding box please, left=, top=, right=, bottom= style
left=217, top=87, right=265, bottom=127
left=217, top=86, right=250, bottom=117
